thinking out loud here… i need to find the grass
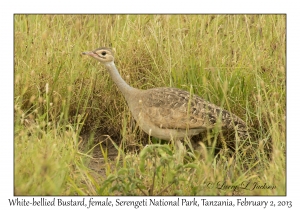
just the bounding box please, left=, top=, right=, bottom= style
left=14, top=14, right=286, bottom=195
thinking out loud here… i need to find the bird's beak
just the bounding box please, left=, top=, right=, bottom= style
left=82, top=51, right=100, bottom=59
left=82, top=51, right=93, bottom=55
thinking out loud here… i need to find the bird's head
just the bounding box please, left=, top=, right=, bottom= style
left=82, top=47, right=114, bottom=63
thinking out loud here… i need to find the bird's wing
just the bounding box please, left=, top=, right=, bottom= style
left=142, top=87, right=246, bottom=131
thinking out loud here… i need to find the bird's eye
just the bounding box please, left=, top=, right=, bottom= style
left=101, top=51, right=106, bottom=56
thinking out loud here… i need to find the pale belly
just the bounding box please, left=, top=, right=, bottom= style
left=137, top=118, right=205, bottom=140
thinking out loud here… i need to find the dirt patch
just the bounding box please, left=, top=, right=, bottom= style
left=81, top=133, right=120, bottom=179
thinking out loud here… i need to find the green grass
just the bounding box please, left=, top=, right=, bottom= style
left=14, top=14, right=286, bottom=195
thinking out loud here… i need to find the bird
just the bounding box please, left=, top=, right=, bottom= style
left=82, top=47, right=250, bottom=152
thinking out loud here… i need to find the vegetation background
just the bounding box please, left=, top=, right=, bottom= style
left=14, top=14, right=286, bottom=195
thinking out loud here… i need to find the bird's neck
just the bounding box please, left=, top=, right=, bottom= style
left=104, top=62, right=136, bottom=99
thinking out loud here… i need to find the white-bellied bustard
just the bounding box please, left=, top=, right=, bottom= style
left=82, top=47, right=251, bottom=155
